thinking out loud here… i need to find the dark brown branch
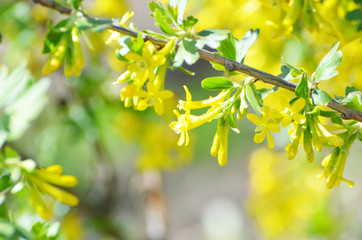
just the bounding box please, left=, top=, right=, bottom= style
left=31, top=0, right=362, bottom=123
left=32, top=0, right=72, bottom=14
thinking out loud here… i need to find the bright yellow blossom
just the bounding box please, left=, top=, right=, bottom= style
left=278, top=97, right=305, bottom=127
left=136, top=81, right=174, bottom=115
left=24, top=164, right=79, bottom=220
left=211, top=118, right=230, bottom=166
left=247, top=107, right=280, bottom=148
left=178, top=85, right=230, bottom=111
left=106, top=11, right=134, bottom=44
left=170, top=107, right=222, bottom=146
left=123, top=42, right=166, bottom=85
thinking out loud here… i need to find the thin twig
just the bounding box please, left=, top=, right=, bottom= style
left=31, top=0, right=362, bottom=122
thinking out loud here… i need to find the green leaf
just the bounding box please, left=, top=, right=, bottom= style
left=226, top=114, right=240, bottom=133
left=0, top=63, right=50, bottom=145
left=149, top=2, right=179, bottom=35
left=201, top=77, right=234, bottom=90
left=71, top=0, right=83, bottom=9
left=154, top=8, right=177, bottom=35
left=43, top=19, right=71, bottom=54
left=318, top=110, right=338, bottom=118
left=331, top=116, right=343, bottom=125
left=0, top=175, right=12, bottom=192
left=75, top=16, right=113, bottom=32
left=217, top=29, right=259, bottom=64
left=245, top=84, right=262, bottom=115
left=217, top=34, right=236, bottom=61
left=0, top=33, right=2, bottom=43
left=281, top=59, right=304, bottom=79
left=169, top=0, right=189, bottom=24
left=278, top=65, right=291, bottom=78
left=256, top=88, right=274, bottom=99
left=196, top=29, right=229, bottom=49
left=183, top=16, right=198, bottom=28
left=312, top=89, right=332, bottom=105
left=345, top=86, right=358, bottom=96
left=340, top=91, right=362, bottom=111
left=6, top=78, right=50, bottom=141
left=357, top=129, right=362, bottom=141
left=314, top=42, right=342, bottom=81
left=295, top=73, right=309, bottom=99
left=0, top=63, right=30, bottom=108
left=32, top=222, right=60, bottom=240
left=345, top=8, right=362, bottom=20
left=4, top=146, right=19, bottom=159
left=173, top=38, right=199, bottom=67
left=117, top=35, right=144, bottom=56
left=236, top=28, right=259, bottom=63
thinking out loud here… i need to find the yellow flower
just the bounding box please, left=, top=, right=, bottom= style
left=285, top=124, right=303, bottom=160
left=24, top=164, right=79, bottom=220
left=278, top=97, right=305, bottom=127
left=319, top=140, right=355, bottom=189
left=178, top=85, right=230, bottom=111
left=170, top=107, right=222, bottom=146
left=136, top=81, right=174, bottom=115
left=247, top=106, right=280, bottom=148
left=105, top=11, right=134, bottom=44
left=117, top=39, right=173, bottom=87
left=127, top=44, right=164, bottom=85
left=42, top=34, right=68, bottom=75
left=64, top=27, right=85, bottom=77
left=211, top=118, right=229, bottom=166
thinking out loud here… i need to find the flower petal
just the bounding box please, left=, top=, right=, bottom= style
left=266, top=131, right=275, bottom=149
left=254, top=132, right=265, bottom=144
left=267, top=123, right=280, bottom=132
left=247, top=114, right=263, bottom=125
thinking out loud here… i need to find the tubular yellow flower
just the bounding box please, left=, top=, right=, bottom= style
left=217, top=120, right=229, bottom=166
left=178, top=85, right=230, bottom=111
left=71, top=27, right=85, bottom=76
left=169, top=110, right=191, bottom=146
left=29, top=176, right=79, bottom=206
left=23, top=164, right=79, bottom=220
left=325, top=150, right=354, bottom=189
left=285, top=124, right=303, bottom=160
left=320, top=147, right=339, bottom=178
left=319, top=132, right=356, bottom=189
left=312, top=115, right=344, bottom=147
left=211, top=119, right=222, bottom=157
left=170, top=107, right=222, bottom=146
left=105, top=11, right=134, bottom=44
left=35, top=166, right=78, bottom=188
left=247, top=107, right=280, bottom=148
left=306, top=116, right=323, bottom=152
left=42, top=34, right=68, bottom=75
left=27, top=181, right=52, bottom=221
left=303, top=128, right=312, bottom=152
left=64, top=27, right=85, bottom=77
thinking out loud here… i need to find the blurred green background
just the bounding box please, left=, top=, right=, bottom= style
left=0, top=0, right=362, bottom=239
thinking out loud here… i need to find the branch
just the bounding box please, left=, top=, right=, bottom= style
left=31, top=0, right=362, bottom=123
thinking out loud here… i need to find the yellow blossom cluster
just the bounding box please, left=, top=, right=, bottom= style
left=170, top=85, right=231, bottom=165
left=0, top=152, right=78, bottom=220
left=116, top=40, right=175, bottom=116
left=42, top=26, right=85, bottom=77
